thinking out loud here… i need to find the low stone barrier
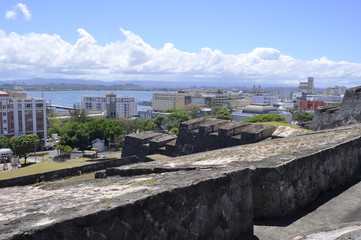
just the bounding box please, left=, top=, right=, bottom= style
left=252, top=135, right=361, bottom=219
left=3, top=167, right=254, bottom=240
left=0, top=156, right=139, bottom=188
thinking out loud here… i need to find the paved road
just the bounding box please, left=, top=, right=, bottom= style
left=252, top=176, right=361, bottom=240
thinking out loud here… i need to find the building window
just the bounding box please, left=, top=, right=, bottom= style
left=25, top=103, right=32, bottom=108
left=2, top=112, right=6, bottom=116
left=18, top=104, right=22, bottom=108
left=36, top=103, right=43, bottom=108
left=36, top=110, right=43, bottom=114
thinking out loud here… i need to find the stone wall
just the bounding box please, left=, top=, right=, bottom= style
left=252, top=133, right=361, bottom=219
left=175, top=119, right=275, bottom=156
left=121, top=131, right=176, bottom=160
left=0, top=156, right=139, bottom=188
left=311, top=86, right=361, bottom=130
left=3, top=125, right=361, bottom=239
left=6, top=169, right=254, bottom=240
left=121, top=118, right=276, bottom=160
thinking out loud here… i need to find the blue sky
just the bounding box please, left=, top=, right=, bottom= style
left=0, top=0, right=361, bottom=87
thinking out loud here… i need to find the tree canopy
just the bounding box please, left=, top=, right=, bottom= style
left=0, top=135, right=9, bottom=148
left=243, top=114, right=287, bottom=123
left=215, top=107, right=232, bottom=120
left=56, top=117, right=157, bottom=150
left=10, top=134, right=40, bottom=164
left=290, top=109, right=314, bottom=123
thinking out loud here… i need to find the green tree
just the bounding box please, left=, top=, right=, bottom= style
left=56, top=145, right=73, bottom=156
left=211, top=106, right=222, bottom=116
left=0, top=135, right=9, bottom=148
left=216, top=107, right=232, bottom=120
left=243, top=114, right=287, bottom=123
left=168, top=110, right=191, bottom=123
left=69, top=103, right=91, bottom=123
left=169, top=127, right=179, bottom=135
left=181, top=104, right=201, bottom=118
left=290, top=109, right=313, bottom=123
left=10, top=134, right=40, bottom=164
left=154, top=115, right=168, bottom=130
left=48, top=118, right=63, bottom=137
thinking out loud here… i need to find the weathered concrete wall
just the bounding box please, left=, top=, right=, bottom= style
left=0, top=156, right=139, bottom=188
left=252, top=134, right=361, bottom=219
left=311, top=86, right=361, bottom=130
left=6, top=169, right=254, bottom=240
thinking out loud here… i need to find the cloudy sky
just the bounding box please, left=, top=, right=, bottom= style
left=0, top=0, right=361, bottom=87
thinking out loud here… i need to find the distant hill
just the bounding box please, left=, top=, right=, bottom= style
left=0, top=78, right=313, bottom=91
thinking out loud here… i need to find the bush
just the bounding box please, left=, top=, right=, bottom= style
left=243, top=114, right=287, bottom=123
left=52, top=154, right=71, bottom=162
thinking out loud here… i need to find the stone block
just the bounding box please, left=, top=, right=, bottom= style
left=240, top=124, right=277, bottom=143
left=122, top=131, right=166, bottom=160
left=271, top=126, right=306, bottom=139
left=179, top=118, right=208, bottom=131
left=198, top=119, right=230, bottom=133
left=218, top=122, right=251, bottom=137
left=149, top=134, right=177, bottom=150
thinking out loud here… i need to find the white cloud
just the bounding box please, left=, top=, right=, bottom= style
left=16, top=3, right=31, bottom=20
left=5, top=10, right=16, bottom=19
left=0, top=28, right=360, bottom=87
left=4, top=3, right=31, bottom=21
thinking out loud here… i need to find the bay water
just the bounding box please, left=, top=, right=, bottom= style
left=24, top=90, right=158, bottom=111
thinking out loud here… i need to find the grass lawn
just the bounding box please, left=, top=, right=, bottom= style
left=52, top=172, right=95, bottom=184
left=260, top=122, right=313, bottom=132
left=0, top=158, right=93, bottom=181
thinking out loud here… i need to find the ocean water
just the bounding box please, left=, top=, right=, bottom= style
left=23, top=90, right=158, bottom=111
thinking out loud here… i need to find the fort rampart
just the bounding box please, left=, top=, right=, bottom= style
left=1, top=125, right=361, bottom=239
left=311, top=86, right=361, bottom=130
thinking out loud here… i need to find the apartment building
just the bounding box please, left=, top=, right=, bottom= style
left=152, top=91, right=235, bottom=111
left=152, top=92, right=187, bottom=111
left=252, top=95, right=278, bottom=107
left=81, top=93, right=137, bottom=118
left=0, top=92, right=47, bottom=139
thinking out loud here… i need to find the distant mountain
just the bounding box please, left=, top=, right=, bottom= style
left=0, top=78, right=213, bottom=88
left=0, top=78, right=305, bottom=89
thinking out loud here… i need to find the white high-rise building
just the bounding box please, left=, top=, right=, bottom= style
left=81, top=93, right=137, bottom=118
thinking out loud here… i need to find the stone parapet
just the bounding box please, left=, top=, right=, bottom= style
left=218, top=122, right=252, bottom=138
left=1, top=125, right=361, bottom=239
left=122, top=131, right=176, bottom=160
left=240, top=124, right=277, bottom=143
left=198, top=119, right=230, bottom=133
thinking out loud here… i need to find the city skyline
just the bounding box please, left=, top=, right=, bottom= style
left=1, top=0, right=361, bottom=87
